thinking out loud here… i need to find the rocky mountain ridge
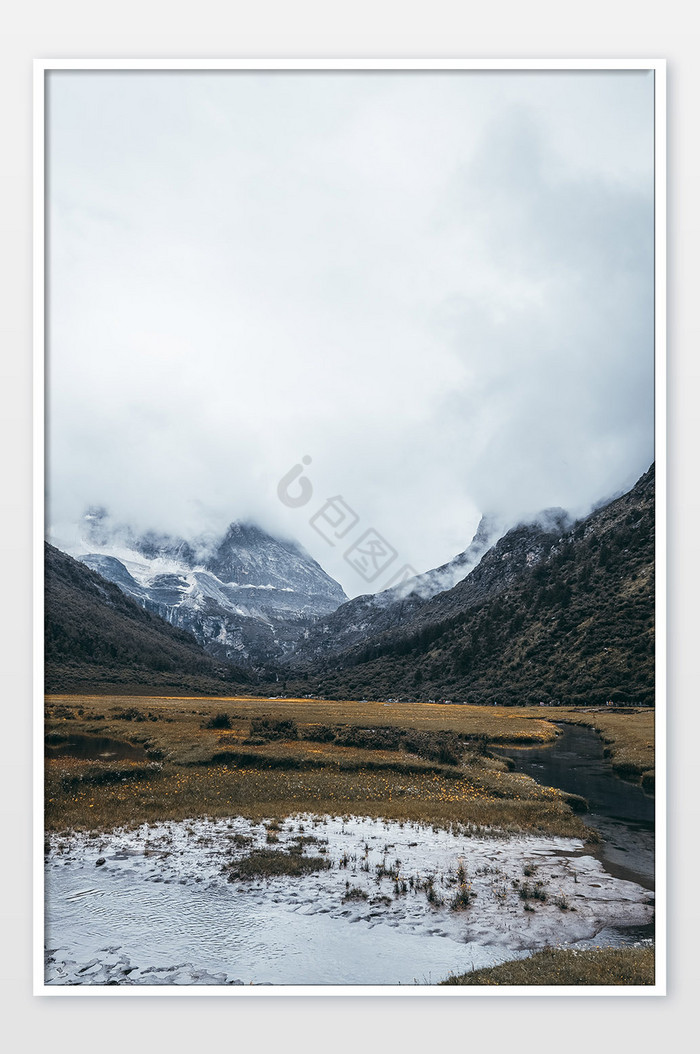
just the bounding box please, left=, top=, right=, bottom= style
left=47, top=465, right=655, bottom=705
left=280, top=465, right=655, bottom=705
left=69, top=510, right=348, bottom=667
left=285, top=508, right=571, bottom=668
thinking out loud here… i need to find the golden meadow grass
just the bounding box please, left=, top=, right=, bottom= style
left=441, top=946, right=655, bottom=986
left=44, top=694, right=652, bottom=837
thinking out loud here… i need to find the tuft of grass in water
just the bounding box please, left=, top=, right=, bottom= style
left=450, top=883, right=476, bottom=910
left=441, top=946, right=655, bottom=986
left=513, top=879, right=548, bottom=902
left=287, top=835, right=323, bottom=855
left=342, top=885, right=369, bottom=903
left=421, top=875, right=443, bottom=907
left=449, top=857, right=477, bottom=909
left=225, top=848, right=331, bottom=881
left=231, top=833, right=252, bottom=848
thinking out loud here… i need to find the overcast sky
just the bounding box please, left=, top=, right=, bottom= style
left=46, top=69, right=655, bottom=597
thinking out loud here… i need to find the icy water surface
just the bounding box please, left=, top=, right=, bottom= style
left=45, top=815, right=654, bottom=986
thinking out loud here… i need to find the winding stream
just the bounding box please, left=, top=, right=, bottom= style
left=495, top=722, right=655, bottom=891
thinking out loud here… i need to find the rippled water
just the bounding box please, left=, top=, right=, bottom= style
left=47, top=873, right=506, bottom=986
left=45, top=814, right=654, bottom=986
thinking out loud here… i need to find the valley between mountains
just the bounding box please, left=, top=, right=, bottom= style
left=43, top=466, right=656, bottom=987
left=46, top=464, right=654, bottom=707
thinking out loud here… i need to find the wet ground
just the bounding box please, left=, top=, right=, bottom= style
left=44, top=813, right=654, bottom=986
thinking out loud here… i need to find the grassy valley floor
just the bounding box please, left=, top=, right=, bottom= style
left=44, top=695, right=608, bottom=837
left=43, top=695, right=655, bottom=987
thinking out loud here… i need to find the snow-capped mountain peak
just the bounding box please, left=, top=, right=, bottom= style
left=64, top=510, right=347, bottom=667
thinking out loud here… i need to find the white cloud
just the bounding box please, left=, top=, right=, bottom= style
left=46, top=69, right=655, bottom=596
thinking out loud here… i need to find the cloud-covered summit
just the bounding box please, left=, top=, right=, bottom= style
left=46, top=69, right=655, bottom=596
